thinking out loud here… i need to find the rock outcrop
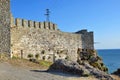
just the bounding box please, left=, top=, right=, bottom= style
left=47, top=50, right=114, bottom=79
left=48, top=59, right=114, bottom=80
left=112, top=68, right=120, bottom=76
left=77, top=50, right=108, bottom=73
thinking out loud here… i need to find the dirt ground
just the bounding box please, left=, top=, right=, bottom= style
left=0, top=59, right=119, bottom=80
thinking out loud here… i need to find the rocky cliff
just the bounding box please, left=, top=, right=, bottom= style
left=48, top=50, right=114, bottom=80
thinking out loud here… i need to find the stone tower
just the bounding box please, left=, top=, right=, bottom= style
left=0, top=0, right=10, bottom=54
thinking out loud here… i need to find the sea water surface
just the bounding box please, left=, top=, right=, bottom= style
left=97, top=49, right=120, bottom=73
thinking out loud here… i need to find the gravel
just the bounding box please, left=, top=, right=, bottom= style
left=0, top=62, right=69, bottom=80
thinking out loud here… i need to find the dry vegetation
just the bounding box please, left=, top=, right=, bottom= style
left=0, top=57, right=52, bottom=70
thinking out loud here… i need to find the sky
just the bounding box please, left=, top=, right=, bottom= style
left=10, top=0, right=120, bottom=49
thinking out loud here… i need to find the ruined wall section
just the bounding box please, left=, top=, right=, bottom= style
left=76, top=29, right=94, bottom=50
left=0, top=0, right=10, bottom=54
left=11, top=27, right=82, bottom=61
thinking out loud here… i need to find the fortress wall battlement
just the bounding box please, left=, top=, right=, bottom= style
left=11, top=15, right=58, bottom=30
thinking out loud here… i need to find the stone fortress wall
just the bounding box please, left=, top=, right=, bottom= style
left=0, top=0, right=94, bottom=62
left=10, top=14, right=94, bottom=62
left=0, top=0, right=11, bottom=54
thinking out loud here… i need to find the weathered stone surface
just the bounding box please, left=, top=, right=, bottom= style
left=77, top=50, right=108, bottom=73
left=10, top=15, right=94, bottom=62
left=48, top=59, right=89, bottom=76
left=76, top=30, right=94, bottom=49
left=83, top=63, right=113, bottom=80
left=11, top=28, right=82, bottom=61
left=0, top=0, right=10, bottom=54
left=48, top=59, right=114, bottom=80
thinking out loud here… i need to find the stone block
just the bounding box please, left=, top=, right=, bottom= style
left=34, top=22, right=39, bottom=28
left=44, top=22, right=49, bottom=29
left=53, top=24, right=58, bottom=30
left=10, top=13, right=15, bottom=27
left=49, top=22, right=53, bottom=30
left=22, top=19, right=28, bottom=27
left=28, top=20, right=34, bottom=27
left=15, top=18, right=22, bottom=27
left=39, top=22, right=44, bottom=29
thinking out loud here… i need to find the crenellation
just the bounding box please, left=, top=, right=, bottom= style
left=53, top=24, right=57, bottom=30
left=49, top=22, right=53, bottom=30
left=28, top=20, right=30, bottom=27
left=76, top=29, right=87, bottom=34
left=15, top=18, right=22, bottom=27
left=34, top=22, right=39, bottom=28
left=89, top=31, right=93, bottom=35
left=33, top=21, right=36, bottom=28
left=28, top=20, right=34, bottom=28
left=11, top=15, right=58, bottom=30
left=10, top=13, right=15, bottom=27
left=44, top=22, right=49, bottom=29
left=39, top=22, right=44, bottom=29
left=43, top=22, right=46, bottom=29
left=48, top=22, right=51, bottom=29
left=22, top=19, right=28, bottom=27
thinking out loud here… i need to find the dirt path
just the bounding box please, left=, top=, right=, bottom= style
left=0, top=61, right=119, bottom=80
left=0, top=62, right=68, bottom=80
left=0, top=62, right=98, bottom=80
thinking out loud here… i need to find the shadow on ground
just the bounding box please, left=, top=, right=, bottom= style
left=30, top=70, right=81, bottom=78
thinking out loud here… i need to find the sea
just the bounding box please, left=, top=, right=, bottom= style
left=97, top=49, right=120, bottom=73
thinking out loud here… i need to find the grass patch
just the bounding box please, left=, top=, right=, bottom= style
left=8, top=58, right=48, bottom=69
left=0, top=56, right=53, bottom=69
left=39, top=60, right=53, bottom=67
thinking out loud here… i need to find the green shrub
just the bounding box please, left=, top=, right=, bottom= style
left=90, top=62, right=101, bottom=69
left=35, top=54, right=40, bottom=59
left=88, top=54, right=94, bottom=59
left=12, top=56, right=20, bottom=59
left=102, top=66, right=108, bottom=73
left=65, top=56, right=69, bottom=60
left=27, top=54, right=33, bottom=59
left=39, top=60, right=52, bottom=67
left=87, top=49, right=95, bottom=54
left=100, top=63, right=104, bottom=66
left=41, top=50, right=45, bottom=54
